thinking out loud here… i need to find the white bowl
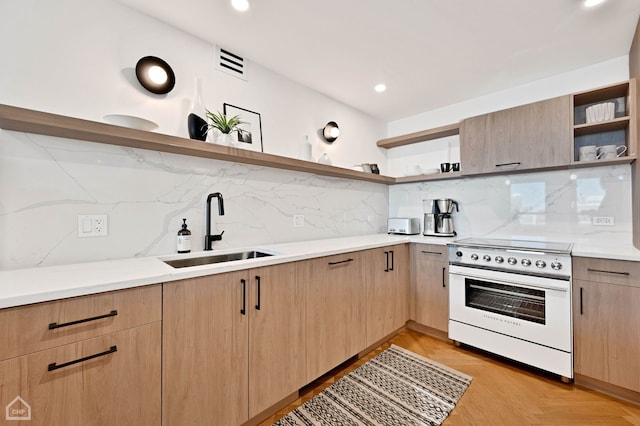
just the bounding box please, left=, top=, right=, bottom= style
left=585, top=102, right=614, bottom=124
left=103, top=114, right=159, bottom=131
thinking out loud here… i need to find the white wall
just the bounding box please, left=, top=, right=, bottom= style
left=386, top=56, right=629, bottom=177
left=0, top=0, right=390, bottom=270
left=387, top=56, right=633, bottom=245
left=0, top=0, right=387, bottom=170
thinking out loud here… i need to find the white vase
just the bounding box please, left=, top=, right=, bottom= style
left=298, top=135, right=313, bottom=161
left=216, top=133, right=232, bottom=146
left=187, top=78, right=208, bottom=141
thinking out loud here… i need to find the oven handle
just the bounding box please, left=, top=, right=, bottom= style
left=449, top=271, right=569, bottom=292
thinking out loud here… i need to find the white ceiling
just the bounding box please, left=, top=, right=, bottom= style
left=118, top=0, right=640, bottom=121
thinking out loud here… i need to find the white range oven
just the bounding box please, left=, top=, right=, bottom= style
left=447, top=238, right=573, bottom=382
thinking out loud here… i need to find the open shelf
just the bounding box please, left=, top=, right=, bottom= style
left=376, top=123, right=460, bottom=149
left=0, top=104, right=394, bottom=185
left=574, top=117, right=630, bottom=137
left=395, top=171, right=464, bottom=183
left=570, top=155, right=636, bottom=168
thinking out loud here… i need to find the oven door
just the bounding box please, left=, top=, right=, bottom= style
left=449, top=264, right=571, bottom=352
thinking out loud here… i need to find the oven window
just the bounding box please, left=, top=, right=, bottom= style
left=465, top=278, right=545, bottom=325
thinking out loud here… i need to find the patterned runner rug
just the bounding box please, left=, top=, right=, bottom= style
left=273, top=345, right=472, bottom=426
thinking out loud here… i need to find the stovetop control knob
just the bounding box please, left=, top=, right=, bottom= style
left=483, top=254, right=491, bottom=262
left=456, top=251, right=463, bottom=258
left=495, top=256, right=504, bottom=263
left=535, top=260, right=547, bottom=269
left=507, top=257, right=517, bottom=265
left=551, top=261, right=563, bottom=271
left=470, top=253, right=479, bottom=261
left=521, top=258, right=532, bottom=267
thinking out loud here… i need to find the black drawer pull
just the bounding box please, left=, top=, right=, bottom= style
left=442, top=267, right=446, bottom=288
left=384, top=251, right=390, bottom=272
left=241, top=279, right=247, bottom=315
left=48, top=345, right=117, bottom=371
left=255, top=275, right=261, bottom=311
left=421, top=250, right=443, bottom=256
left=580, top=287, right=584, bottom=315
left=390, top=250, right=395, bottom=271
left=586, top=268, right=630, bottom=276
left=48, top=310, right=118, bottom=330
left=328, top=258, right=354, bottom=266
left=495, top=162, right=521, bottom=167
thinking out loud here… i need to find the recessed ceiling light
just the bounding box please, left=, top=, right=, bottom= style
left=231, top=0, right=250, bottom=12
left=584, top=0, right=606, bottom=8
left=374, top=84, right=387, bottom=93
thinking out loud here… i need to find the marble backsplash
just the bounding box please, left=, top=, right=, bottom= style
left=0, top=130, right=389, bottom=270
left=389, top=165, right=632, bottom=245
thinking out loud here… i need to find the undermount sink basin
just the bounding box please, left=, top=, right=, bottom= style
left=164, top=250, right=274, bottom=268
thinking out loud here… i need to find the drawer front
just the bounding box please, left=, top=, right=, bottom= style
left=0, top=323, right=161, bottom=426
left=0, top=284, right=161, bottom=361
left=412, top=243, right=448, bottom=262
left=573, top=257, right=640, bottom=287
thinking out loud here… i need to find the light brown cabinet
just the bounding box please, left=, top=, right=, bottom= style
left=460, top=96, right=572, bottom=175
left=364, top=245, right=409, bottom=347
left=301, top=251, right=367, bottom=383
left=411, top=243, right=449, bottom=333
left=162, top=263, right=304, bottom=425
left=572, top=257, right=640, bottom=393
left=0, top=286, right=162, bottom=426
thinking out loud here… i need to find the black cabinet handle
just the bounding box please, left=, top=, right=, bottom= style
left=328, top=258, right=354, bottom=266
left=496, top=162, right=521, bottom=168
left=384, top=251, right=390, bottom=272
left=586, top=268, right=630, bottom=276
left=48, top=345, right=117, bottom=371
left=580, top=287, right=583, bottom=315
left=240, top=279, right=246, bottom=315
left=49, top=310, right=118, bottom=330
left=255, top=275, right=261, bottom=311
left=390, top=250, right=395, bottom=271
left=421, top=250, right=443, bottom=256
left=442, top=267, right=446, bottom=288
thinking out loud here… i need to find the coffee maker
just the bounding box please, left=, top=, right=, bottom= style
left=423, top=198, right=459, bottom=237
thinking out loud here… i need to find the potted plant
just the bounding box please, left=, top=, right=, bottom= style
left=205, top=110, right=244, bottom=145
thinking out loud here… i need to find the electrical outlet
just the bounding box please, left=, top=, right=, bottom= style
left=592, top=216, right=614, bottom=226
left=293, top=215, right=305, bottom=227
left=78, top=215, right=108, bottom=237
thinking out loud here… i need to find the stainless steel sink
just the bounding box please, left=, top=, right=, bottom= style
left=163, top=250, right=273, bottom=268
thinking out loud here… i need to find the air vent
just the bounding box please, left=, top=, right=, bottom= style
left=215, top=46, right=248, bottom=81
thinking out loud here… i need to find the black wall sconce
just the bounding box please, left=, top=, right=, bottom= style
left=135, top=56, right=176, bottom=94
left=322, top=121, right=339, bottom=142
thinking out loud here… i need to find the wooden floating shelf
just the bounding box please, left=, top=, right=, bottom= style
left=394, top=171, right=464, bottom=184
left=376, top=123, right=460, bottom=149
left=0, top=104, right=394, bottom=185
left=574, top=116, right=630, bottom=137
left=570, top=155, right=636, bottom=168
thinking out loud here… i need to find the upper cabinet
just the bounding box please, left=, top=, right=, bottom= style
left=460, top=95, right=573, bottom=175
left=572, top=80, right=636, bottom=164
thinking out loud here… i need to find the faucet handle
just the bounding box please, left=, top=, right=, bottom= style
left=211, top=230, right=224, bottom=241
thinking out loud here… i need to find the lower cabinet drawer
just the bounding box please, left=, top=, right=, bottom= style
left=0, top=322, right=161, bottom=426
left=0, top=284, right=161, bottom=361
left=573, top=257, right=640, bottom=287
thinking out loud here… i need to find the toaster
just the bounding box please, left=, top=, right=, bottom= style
left=387, top=217, right=420, bottom=235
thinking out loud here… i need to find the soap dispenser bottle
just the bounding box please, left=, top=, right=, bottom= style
left=177, top=218, right=192, bottom=253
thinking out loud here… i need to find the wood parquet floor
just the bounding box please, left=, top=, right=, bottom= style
left=259, top=329, right=640, bottom=425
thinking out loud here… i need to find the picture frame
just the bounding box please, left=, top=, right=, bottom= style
left=223, top=103, right=263, bottom=152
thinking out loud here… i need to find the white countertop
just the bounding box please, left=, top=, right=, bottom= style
left=1, top=233, right=638, bottom=310
left=0, top=234, right=418, bottom=309
left=571, top=241, right=640, bottom=262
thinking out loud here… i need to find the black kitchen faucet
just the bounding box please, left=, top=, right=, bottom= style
left=205, top=192, right=225, bottom=250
